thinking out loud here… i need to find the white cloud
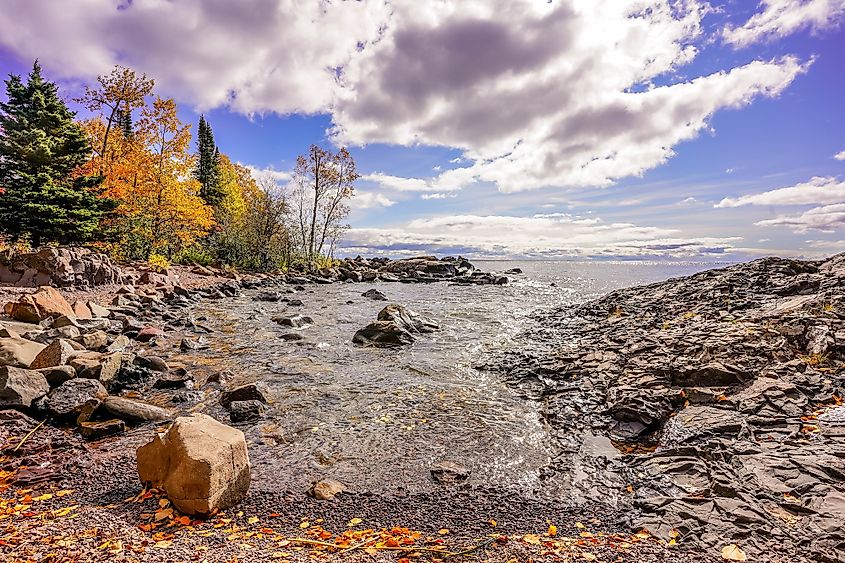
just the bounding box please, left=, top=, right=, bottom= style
left=0, top=1, right=811, bottom=194
left=722, top=0, right=845, bottom=48
left=835, top=150, right=845, bottom=160
left=716, top=176, right=845, bottom=207
left=679, top=196, right=698, bottom=205
left=352, top=191, right=396, bottom=209
left=420, top=193, right=456, bottom=200
left=756, top=203, right=845, bottom=233
left=341, top=214, right=739, bottom=257
left=362, top=171, right=471, bottom=192
left=245, top=165, right=291, bottom=185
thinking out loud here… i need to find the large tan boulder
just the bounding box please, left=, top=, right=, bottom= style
left=0, top=335, right=46, bottom=368
left=8, top=287, right=74, bottom=323
left=0, top=366, right=50, bottom=408
left=137, top=414, right=250, bottom=515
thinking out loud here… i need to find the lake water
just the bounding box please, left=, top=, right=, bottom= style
left=177, top=260, right=718, bottom=498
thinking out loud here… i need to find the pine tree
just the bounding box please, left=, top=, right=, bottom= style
left=0, top=61, right=116, bottom=247
left=193, top=115, right=223, bottom=206
left=119, top=108, right=133, bottom=139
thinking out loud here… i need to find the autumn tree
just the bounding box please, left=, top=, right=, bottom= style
left=0, top=61, right=115, bottom=247
left=291, top=145, right=357, bottom=266
left=77, top=65, right=153, bottom=173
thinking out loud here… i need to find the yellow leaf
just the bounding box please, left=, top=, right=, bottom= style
left=721, top=544, right=747, bottom=561
left=348, top=518, right=363, bottom=526
left=154, top=540, right=173, bottom=549
left=575, top=522, right=585, bottom=529
left=523, top=534, right=541, bottom=545
left=489, top=519, right=497, bottom=527
left=247, top=516, right=259, bottom=524
left=158, top=498, right=170, bottom=508
left=582, top=554, right=597, bottom=561
left=55, top=490, right=73, bottom=497
left=547, top=524, right=557, bottom=537
left=438, top=528, right=449, bottom=535
left=299, top=521, right=310, bottom=529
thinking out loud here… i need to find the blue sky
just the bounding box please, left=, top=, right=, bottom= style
left=1, top=0, right=844, bottom=260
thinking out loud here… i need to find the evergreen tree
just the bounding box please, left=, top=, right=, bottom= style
left=193, top=115, right=223, bottom=206
left=119, top=108, right=133, bottom=139
left=0, top=61, right=116, bottom=247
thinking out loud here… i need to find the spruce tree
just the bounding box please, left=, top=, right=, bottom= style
left=119, top=108, right=133, bottom=139
left=0, top=62, right=116, bottom=247
left=193, top=115, right=223, bottom=206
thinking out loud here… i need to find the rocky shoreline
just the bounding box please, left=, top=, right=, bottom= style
left=487, top=254, right=845, bottom=562
left=4, top=249, right=842, bottom=562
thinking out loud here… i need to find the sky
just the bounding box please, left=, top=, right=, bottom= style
left=0, top=0, right=844, bottom=261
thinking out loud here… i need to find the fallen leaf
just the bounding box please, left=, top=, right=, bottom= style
left=348, top=518, right=362, bottom=526
left=247, top=516, right=259, bottom=524
left=547, top=524, right=557, bottom=537
left=154, top=540, right=172, bottom=549
left=438, top=528, right=449, bottom=535
left=721, top=544, right=747, bottom=561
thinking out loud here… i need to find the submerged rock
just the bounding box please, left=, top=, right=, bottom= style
left=353, top=304, right=439, bottom=348
left=137, top=413, right=250, bottom=515
left=361, top=288, right=388, bottom=301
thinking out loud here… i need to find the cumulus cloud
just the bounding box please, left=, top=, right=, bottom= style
left=340, top=214, right=738, bottom=258
left=351, top=191, right=395, bottom=209
left=756, top=203, right=845, bottom=232
left=245, top=165, right=291, bottom=185
left=334, top=2, right=809, bottom=192
left=722, top=0, right=845, bottom=48
left=0, top=0, right=811, bottom=194
left=835, top=150, right=845, bottom=160
left=716, top=176, right=845, bottom=207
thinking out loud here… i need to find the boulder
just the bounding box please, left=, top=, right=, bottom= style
left=0, top=336, right=46, bottom=368
left=8, top=286, right=75, bottom=323
left=105, top=335, right=132, bottom=353
left=353, top=321, right=416, bottom=347
left=136, top=326, right=166, bottom=342
left=29, top=339, right=76, bottom=370
left=36, top=365, right=76, bottom=387
left=137, top=413, right=250, bottom=515
left=362, top=288, right=388, bottom=301
left=272, top=315, right=312, bottom=328
left=430, top=460, right=470, bottom=484
left=228, top=400, right=265, bottom=423
left=87, top=302, right=111, bottom=318
left=103, top=396, right=172, bottom=424
left=308, top=479, right=345, bottom=501
left=79, top=419, right=126, bottom=440
left=220, top=383, right=268, bottom=408
left=0, top=366, right=50, bottom=408
left=75, top=330, right=109, bottom=350
left=71, top=301, right=93, bottom=319
left=42, top=378, right=107, bottom=419
left=377, top=304, right=439, bottom=333
left=0, top=247, right=125, bottom=287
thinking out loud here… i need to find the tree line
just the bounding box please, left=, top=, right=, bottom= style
left=0, top=61, right=357, bottom=271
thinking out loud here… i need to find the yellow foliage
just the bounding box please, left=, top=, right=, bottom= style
left=148, top=253, right=170, bottom=273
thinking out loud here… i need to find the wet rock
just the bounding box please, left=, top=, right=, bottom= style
left=228, top=400, right=265, bottom=423
left=29, top=339, right=76, bottom=369
left=43, top=379, right=107, bottom=419
left=430, top=461, right=470, bottom=484
left=220, top=383, right=268, bottom=408
left=0, top=366, right=50, bottom=408
left=103, top=396, right=173, bottom=424
left=137, top=413, right=250, bottom=515
left=362, top=288, right=388, bottom=301
left=180, top=336, right=207, bottom=351
left=153, top=369, right=193, bottom=390
left=503, top=267, right=523, bottom=274
left=353, top=321, right=416, bottom=347
left=309, top=479, right=345, bottom=500
left=135, top=355, right=168, bottom=373
left=377, top=304, right=439, bottom=333
left=272, top=315, right=312, bottom=328
left=254, top=291, right=283, bottom=302
left=0, top=335, right=46, bottom=368
left=287, top=298, right=304, bottom=306
left=279, top=332, right=304, bottom=342
left=79, top=419, right=126, bottom=440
